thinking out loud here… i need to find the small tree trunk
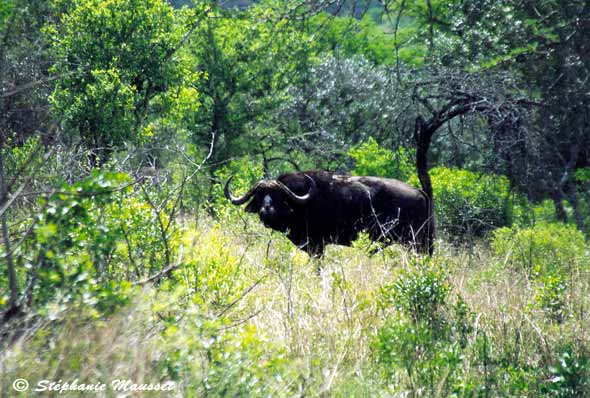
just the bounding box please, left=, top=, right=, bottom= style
left=0, top=148, right=19, bottom=317
left=414, top=116, right=434, bottom=200
left=414, top=116, right=435, bottom=255
left=550, top=189, right=568, bottom=222
left=566, top=183, right=585, bottom=231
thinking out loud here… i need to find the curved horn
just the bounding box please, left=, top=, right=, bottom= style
left=224, top=176, right=260, bottom=205
left=277, top=174, right=316, bottom=205
left=266, top=157, right=302, bottom=172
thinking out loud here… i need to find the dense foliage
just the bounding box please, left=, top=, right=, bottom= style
left=425, top=167, right=514, bottom=238
left=1, top=0, right=589, bottom=396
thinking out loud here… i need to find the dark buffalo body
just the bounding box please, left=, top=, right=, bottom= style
left=225, top=170, right=434, bottom=256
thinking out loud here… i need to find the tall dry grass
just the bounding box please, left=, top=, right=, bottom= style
left=1, top=218, right=589, bottom=397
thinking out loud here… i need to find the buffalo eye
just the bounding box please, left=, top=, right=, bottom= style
left=282, top=200, right=294, bottom=214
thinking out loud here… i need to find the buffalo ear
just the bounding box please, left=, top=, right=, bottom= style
left=245, top=199, right=258, bottom=213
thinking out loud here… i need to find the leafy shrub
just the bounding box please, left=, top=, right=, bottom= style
left=26, top=172, right=134, bottom=314
left=530, top=199, right=561, bottom=224
left=379, top=259, right=450, bottom=326
left=375, top=260, right=470, bottom=396
left=1, top=171, right=176, bottom=317
left=531, top=272, right=568, bottom=323
left=491, top=222, right=587, bottom=276
left=544, top=347, right=590, bottom=398
left=159, top=313, right=290, bottom=397
left=198, top=324, right=289, bottom=397
left=374, top=316, right=463, bottom=395
left=410, top=167, right=513, bottom=237
left=351, top=231, right=383, bottom=255
left=177, top=226, right=248, bottom=310
left=493, top=222, right=589, bottom=324
left=349, top=137, right=415, bottom=182
left=512, top=198, right=570, bottom=227
left=574, top=167, right=590, bottom=184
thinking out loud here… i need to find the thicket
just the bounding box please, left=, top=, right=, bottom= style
left=1, top=0, right=589, bottom=397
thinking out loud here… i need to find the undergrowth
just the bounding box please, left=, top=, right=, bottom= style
left=1, top=218, right=589, bottom=397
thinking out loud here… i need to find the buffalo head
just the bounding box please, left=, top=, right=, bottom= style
left=224, top=175, right=316, bottom=231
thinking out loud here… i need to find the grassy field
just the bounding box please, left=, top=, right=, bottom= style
left=2, top=216, right=590, bottom=397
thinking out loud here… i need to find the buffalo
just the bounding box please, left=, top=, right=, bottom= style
left=224, top=170, right=434, bottom=256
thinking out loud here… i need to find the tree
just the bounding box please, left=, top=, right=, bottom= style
left=187, top=2, right=316, bottom=166
left=271, top=55, right=409, bottom=170
left=46, top=0, right=203, bottom=164
left=0, top=0, right=67, bottom=320
left=456, top=0, right=590, bottom=230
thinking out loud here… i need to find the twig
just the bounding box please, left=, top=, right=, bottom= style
left=133, top=244, right=184, bottom=286
left=216, top=277, right=266, bottom=319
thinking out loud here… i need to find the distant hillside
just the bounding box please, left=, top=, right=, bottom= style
left=167, top=0, right=258, bottom=10
left=167, top=0, right=383, bottom=20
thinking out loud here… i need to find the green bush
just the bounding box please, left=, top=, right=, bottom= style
left=379, top=259, right=450, bottom=326
left=491, top=222, right=587, bottom=276
left=531, top=271, right=568, bottom=323
left=544, top=346, right=590, bottom=397
left=574, top=167, right=590, bottom=184
left=411, top=167, right=513, bottom=237
left=177, top=226, right=248, bottom=310
left=374, top=316, right=463, bottom=395
left=531, top=199, right=561, bottom=224
left=375, top=260, right=471, bottom=396
left=512, top=198, right=569, bottom=227
left=351, top=231, right=384, bottom=255
left=1, top=171, right=176, bottom=317
left=159, top=316, right=290, bottom=397
left=349, top=137, right=415, bottom=182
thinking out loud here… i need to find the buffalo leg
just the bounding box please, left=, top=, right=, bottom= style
left=304, top=242, right=324, bottom=258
